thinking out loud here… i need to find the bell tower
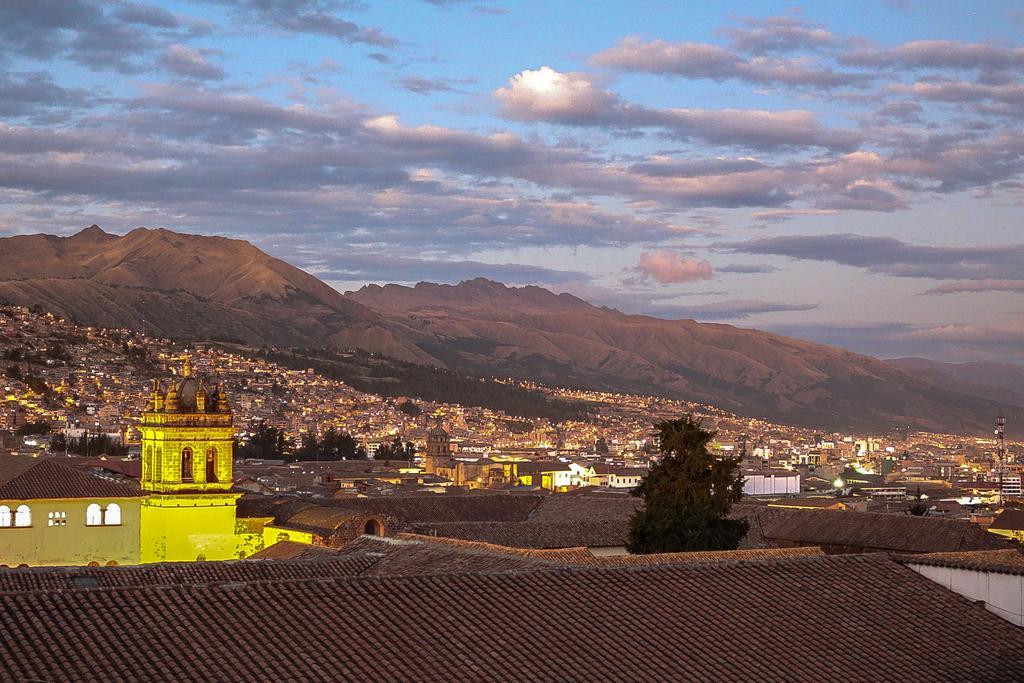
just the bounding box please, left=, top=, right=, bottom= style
left=139, top=359, right=241, bottom=563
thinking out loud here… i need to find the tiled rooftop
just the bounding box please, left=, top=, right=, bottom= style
left=0, top=457, right=141, bottom=500
left=896, top=549, right=1024, bottom=575
left=1, top=554, right=1021, bottom=681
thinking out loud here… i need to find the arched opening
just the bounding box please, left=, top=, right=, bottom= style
left=181, top=447, right=193, bottom=482
left=205, top=447, right=218, bottom=483
left=363, top=519, right=382, bottom=536
left=14, top=505, right=31, bottom=527
left=0, top=505, right=10, bottom=527
left=87, top=561, right=100, bottom=567
left=86, top=503, right=102, bottom=526
left=105, top=560, right=118, bottom=567
left=104, top=503, right=121, bottom=526
left=144, top=446, right=152, bottom=479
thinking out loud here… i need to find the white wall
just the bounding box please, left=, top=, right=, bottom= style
left=743, top=473, right=800, bottom=496
left=906, top=563, right=1024, bottom=626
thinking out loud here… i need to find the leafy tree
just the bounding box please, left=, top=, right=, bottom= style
left=627, top=415, right=748, bottom=554
left=16, top=421, right=51, bottom=436
left=293, top=428, right=364, bottom=461
left=907, top=486, right=930, bottom=517
left=375, top=435, right=413, bottom=461
left=595, top=436, right=610, bottom=454
left=236, top=422, right=288, bottom=460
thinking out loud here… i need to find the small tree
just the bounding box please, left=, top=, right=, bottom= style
left=907, top=486, right=930, bottom=517
left=627, top=415, right=748, bottom=553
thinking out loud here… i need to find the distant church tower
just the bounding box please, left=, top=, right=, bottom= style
left=139, top=359, right=240, bottom=563
left=424, top=420, right=452, bottom=474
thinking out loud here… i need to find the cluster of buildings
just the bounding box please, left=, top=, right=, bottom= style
left=2, top=309, right=1024, bottom=677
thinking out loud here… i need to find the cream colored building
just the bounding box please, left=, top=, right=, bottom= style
left=0, top=458, right=143, bottom=567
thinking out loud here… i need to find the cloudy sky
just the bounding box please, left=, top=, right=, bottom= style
left=1, top=1, right=1023, bottom=362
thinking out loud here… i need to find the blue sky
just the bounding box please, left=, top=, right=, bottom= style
left=1, top=0, right=1023, bottom=362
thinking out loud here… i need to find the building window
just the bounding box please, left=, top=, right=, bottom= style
left=0, top=505, right=10, bottom=527
left=154, top=448, right=162, bottom=482
left=104, top=503, right=121, bottom=526
left=364, top=519, right=382, bottom=536
left=86, top=503, right=103, bottom=526
left=181, top=447, right=194, bottom=482
left=47, top=511, right=67, bottom=527
left=14, top=505, right=31, bottom=527
left=206, top=447, right=218, bottom=483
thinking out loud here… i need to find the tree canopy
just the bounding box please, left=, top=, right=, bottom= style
left=627, top=415, right=748, bottom=554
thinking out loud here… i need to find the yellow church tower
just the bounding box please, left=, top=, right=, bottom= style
left=139, top=359, right=241, bottom=563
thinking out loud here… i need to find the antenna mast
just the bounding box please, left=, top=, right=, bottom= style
left=996, top=416, right=1006, bottom=507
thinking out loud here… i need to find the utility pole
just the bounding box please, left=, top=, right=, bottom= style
left=996, top=416, right=1006, bottom=507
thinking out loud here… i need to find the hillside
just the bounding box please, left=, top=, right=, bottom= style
left=0, top=226, right=428, bottom=360
left=349, top=279, right=1024, bottom=434
left=887, top=358, right=1024, bottom=409
left=1, top=226, right=1020, bottom=434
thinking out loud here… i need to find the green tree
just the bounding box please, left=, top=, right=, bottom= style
left=627, top=415, right=748, bottom=554
left=236, top=422, right=288, bottom=460
left=907, top=486, right=930, bottom=517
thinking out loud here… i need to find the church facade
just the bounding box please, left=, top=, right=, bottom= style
left=0, top=361, right=261, bottom=568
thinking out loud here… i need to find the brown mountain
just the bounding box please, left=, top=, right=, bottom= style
left=1, top=226, right=1018, bottom=434
left=348, top=279, right=1024, bottom=434
left=0, top=225, right=428, bottom=361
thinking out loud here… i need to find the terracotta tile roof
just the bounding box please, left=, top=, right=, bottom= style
left=0, top=457, right=141, bottom=500
left=411, top=518, right=628, bottom=548
left=1, top=554, right=1022, bottom=681
left=895, top=549, right=1024, bottom=575
left=0, top=555, right=377, bottom=593
left=394, top=532, right=597, bottom=565
left=758, top=508, right=1010, bottom=553
left=593, top=546, right=824, bottom=566
left=336, top=535, right=558, bottom=576
left=246, top=541, right=344, bottom=561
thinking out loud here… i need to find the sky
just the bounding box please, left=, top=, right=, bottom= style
left=1, top=1, right=1023, bottom=363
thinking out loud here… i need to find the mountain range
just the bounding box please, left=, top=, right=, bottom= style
left=0, top=225, right=1019, bottom=435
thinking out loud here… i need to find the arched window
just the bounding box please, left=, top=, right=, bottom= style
left=205, top=447, right=218, bottom=483
left=86, top=503, right=102, bottom=526
left=14, top=505, right=31, bottom=527
left=181, top=447, right=193, bottom=482
left=0, top=506, right=10, bottom=527
left=104, top=503, right=121, bottom=526
left=364, top=519, right=382, bottom=536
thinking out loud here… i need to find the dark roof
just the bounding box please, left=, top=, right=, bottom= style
left=0, top=555, right=377, bottom=593
left=595, top=546, right=824, bottom=566
left=240, top=494, right=545, bottom=527
left=336, top=535, right=558, bottom=576
left=2, top=554, right=1022, bottom=681
left=246, top=541, right=344, bottom=561
left=395, top=533, right=597, bottom=565
left=411, top=519, right=628, bottom=548
left=759, top=508, right=1009, bottom=553
left=0, top=457, right=141, bottom=500
left=990, top=508, right=1024, bottom=531
left=896, top=549, right=1024, bottom=576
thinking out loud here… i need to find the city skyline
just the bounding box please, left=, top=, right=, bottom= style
left=1, top=1, right=1023, bottom=362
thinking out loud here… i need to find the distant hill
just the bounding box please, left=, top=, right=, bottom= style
left=348, top=279, right=1024, bottom=434
left=887, top=358, right=1024, bottom=409
left=0, top=225, right=429, bottom=361
left=1, top=226, right=1020, bottom=435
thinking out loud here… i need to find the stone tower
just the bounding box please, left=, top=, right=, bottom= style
left=139, top=359, right=241, bottom=563
left=424, top=420, right=452, bottom=474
